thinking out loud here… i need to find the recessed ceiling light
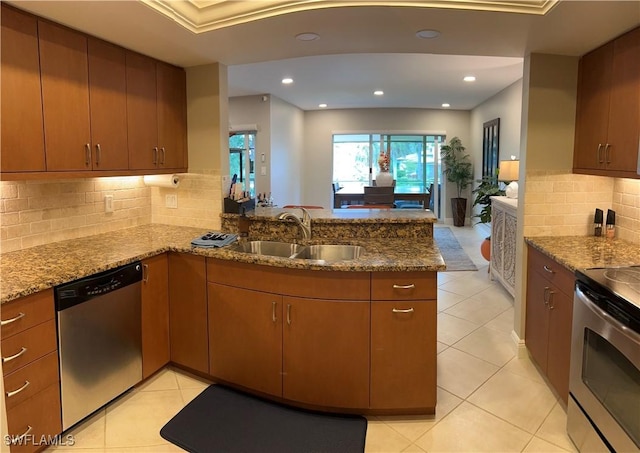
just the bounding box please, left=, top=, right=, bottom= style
left=318, top=103, right=327, bottom=108
left=374, top=90, right=384, bottom=96
left=295, top=32, right=320, bottom=41
left=282, top=77, right=294, bottom=84
left=442, top=103, right=450, bottom=108
left=463, top=76, right=476, bottom=82
left=415, top=29, right=440, bottom=39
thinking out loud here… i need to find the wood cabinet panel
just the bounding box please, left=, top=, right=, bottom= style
left=371, top=271, right=436, bottom=300
left=1, top=320, right=57, bottom=375
left=168, top=253, right=209, bottom=374
left=141, top=254, right=170, bottom=379
left=527, top=247, right=575, bottom=296
left=208, top=283, right=283, bottom=397
left=4, top=351, right=59, bottom=411
left=1, top=289, right=54, bottom=339
left=0, top=5, right=46, bottom=172
left=87, top=38, right=128, bottom=170
left=157, top=62, right=187, bottom=169
left=283, top=296, right=370, bottom=409
left=6, top=383, right=62, bottom=453
left=370, top=300, right=436, bottom=410
left=525, top=267, right=551, bottom=373
left=546, top=288, right=573, bottom=404
left=38, top=20, right=92, bottom=171
left=126, top=51, right=158, bottom=170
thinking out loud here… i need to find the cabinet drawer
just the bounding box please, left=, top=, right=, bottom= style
left=6, top=383, right=62, bottom=453
left=527, top=246, right=575, bottom=296
left=4, top=351, right=59, bottom=410
left=371, top=271, right=437, bottom=301
left=1, top=289, right=54, bottom=339
left=1, top=320, right=57, bottom=375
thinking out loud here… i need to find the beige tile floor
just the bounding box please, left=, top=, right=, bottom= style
left=50, top=225, right=578, bottom=453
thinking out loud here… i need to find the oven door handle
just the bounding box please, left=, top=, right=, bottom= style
left=576, top=285, right=640, bottom=343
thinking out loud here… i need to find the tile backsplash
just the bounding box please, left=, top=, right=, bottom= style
left=524, top=170, right=640, bottom=244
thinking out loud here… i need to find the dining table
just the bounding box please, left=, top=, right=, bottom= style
left=333, top=187, right=430, bottom=209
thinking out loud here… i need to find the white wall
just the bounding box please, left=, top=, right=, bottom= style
left=302, top=108, right=471, bottom=214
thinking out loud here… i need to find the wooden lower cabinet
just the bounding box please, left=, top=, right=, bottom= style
left=525, top=245, right=574, bottom=403
left=283, top=296, right=370, bottom=409
left=208, top=283, right=283, bottom=397
left=141, top=253, right=170, bottom=378
left=370, top=300, right=437, bottom=410
left=168, top=253, right=209, bottom=374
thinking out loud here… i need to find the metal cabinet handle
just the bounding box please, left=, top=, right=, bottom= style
left=604, top=143, right=611, bottom=164
left=153, top=147, right=159, bottom=165
left=392, top=308, right=414, bottom=313
left=142, top=264, right=149, bottom=283
left=160, top=147, right=166, bottom=165
left=543, top=287, right=550, bottom=305
left=543, top=265, right=554, bottom=274
left=547, top=290, right=556, bottom=310
left=392, top=284, right=415, bottom=290
left=6, top=380, right=30, bottom=398
left=272, top=301, right=277, bottom=323
left=15, top=425, right=33, bottom=443
left=96, top=143, right=102, bottom=166
left=85, top=143, right=91, bottom=166
left=1, top=312, right=25, bottom=326
left=2, top=347, right=27, bottom=363
left=597, top=143, right=603, bottom=163
left=286, top=304, right=291, bottom=325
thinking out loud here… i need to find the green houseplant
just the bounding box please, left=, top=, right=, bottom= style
left=441, top=137, right=473, bottom=227
left=472, top=173, right=505, bottom=261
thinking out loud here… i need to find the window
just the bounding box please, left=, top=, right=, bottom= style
left=332, top=133, right=444, bottom=194
left=229, top=132, right=256, bottom=196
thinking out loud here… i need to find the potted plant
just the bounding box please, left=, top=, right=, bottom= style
left=472, top=174, right=505, bottom=261
left=441, top=137, right=473, bottom=227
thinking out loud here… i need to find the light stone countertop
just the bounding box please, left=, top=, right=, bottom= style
left=1, top=222, right=445, bottom=304
left=525, top=235, right=640, bottom=272
left=224, top=207, right=439, bottom=223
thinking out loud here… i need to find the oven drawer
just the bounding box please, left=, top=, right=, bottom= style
left=4, top=351, right=59, bottom=410
left=1, top=320, right=57, bottom=375
left=1, top=289, right=54, bottom=339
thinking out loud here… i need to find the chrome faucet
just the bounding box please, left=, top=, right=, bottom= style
left=278, top=207, right=312, bottom=239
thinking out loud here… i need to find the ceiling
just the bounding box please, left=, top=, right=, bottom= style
left=8, top=1, right=640, bottom=111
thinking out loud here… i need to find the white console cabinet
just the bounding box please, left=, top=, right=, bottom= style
left=490, top=196, right=517, bottom=297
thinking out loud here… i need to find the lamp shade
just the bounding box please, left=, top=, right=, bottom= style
left=498, top=160, right=519, bottom=182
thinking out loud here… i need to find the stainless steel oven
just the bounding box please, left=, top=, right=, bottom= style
left=568, top=267, right=640, bottom=452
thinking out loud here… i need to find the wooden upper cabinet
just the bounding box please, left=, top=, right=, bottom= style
left=126, top=51, right=159, bottom=170
left=1, top=5, right=46, bottom=172
left=88, top=38, right=129, bottom=170
left=574, top=26, right=640, bottom=177
left=39, top=20, right=92, bottom=172
left=157, top=62, right=187, bottom=169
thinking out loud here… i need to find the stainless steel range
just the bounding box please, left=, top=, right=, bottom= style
left=569, top=266, right=640, bottom=452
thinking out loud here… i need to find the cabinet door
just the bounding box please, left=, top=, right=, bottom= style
left=39, top=20, right=92, bottom=171
left=88, top=38, right=129, bottom=171
left=1, top=5, right=46, bottom=172
left=208, top=283, right=283, bottom=397
left=574, top=42, right=613, bottom=171
left=126, top=51, right=158, bottom=170
left=525, top=268, right=550, bottom=373
left=546, top=288, right=573, bottom=405
left=283, top=297, right=369, bottom=409
left=168, top=253, right=209, bottom=374
left=371, top=301, right=436, bottom=410
left=141, top=254, right=170, bottom=379
left=157, top=62, right=187, bottom=170
left=606, top=27, right=640, bottom=173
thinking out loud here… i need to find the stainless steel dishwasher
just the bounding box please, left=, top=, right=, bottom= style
left=55, top=261, right=143, bottom=430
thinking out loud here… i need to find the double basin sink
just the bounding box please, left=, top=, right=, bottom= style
left=230, top=240, right=364, bottom=262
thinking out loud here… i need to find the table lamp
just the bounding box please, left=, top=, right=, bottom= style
left=499, top=158, right=519, bottom=199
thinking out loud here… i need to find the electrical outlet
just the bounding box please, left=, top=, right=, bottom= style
left=165, top=194, right=178, bottom=209
left=260, top=166, right=267, bottom=176
left=104, top=195, right=114, bottom=213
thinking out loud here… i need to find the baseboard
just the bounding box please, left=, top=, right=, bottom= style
left=511, top=330, right=527, bottom=358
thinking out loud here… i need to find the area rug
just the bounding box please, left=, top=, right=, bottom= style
left=160, top=385, right=367, bottom=453
left=433, top=227, right=478, bottom=271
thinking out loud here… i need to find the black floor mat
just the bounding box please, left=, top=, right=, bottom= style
left=160, top=385, right=368, bottom=453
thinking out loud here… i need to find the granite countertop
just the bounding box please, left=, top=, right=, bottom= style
left=525, top=236, right=640, bottom=271
left=222, top=207, right=438, bottom=223
left=1, top=223, right=445, bottom=304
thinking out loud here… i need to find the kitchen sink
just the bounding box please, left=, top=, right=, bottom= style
left=230, top=241, right=364, bottom=262
left=291, top=244, right=364, bottom=261
left=231, top=240, right=304, bottom=258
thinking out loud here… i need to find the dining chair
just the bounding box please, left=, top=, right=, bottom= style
left=363, top=186, right=395, bottom=206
